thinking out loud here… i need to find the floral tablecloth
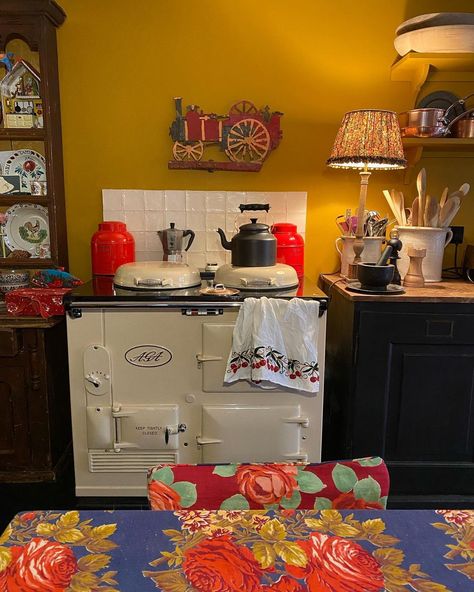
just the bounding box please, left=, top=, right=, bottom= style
left=0, top=509, right=473, bottom=591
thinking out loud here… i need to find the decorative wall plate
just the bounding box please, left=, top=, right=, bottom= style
left=2, top=149, right=46, bottom=192
left=4, top=203, right=49, bottom=257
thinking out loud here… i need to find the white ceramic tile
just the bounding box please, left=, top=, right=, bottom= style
left=191, top=230, right=206, bottom=252
left=102, top=189, right=124, bottom=211
left=103, top=210, right=125, bottom=222
left=145, top=211, right=164, bottom=232
left=131, top=231, right=146, bottom=250
left=186, top=190, right=206, bottom=211
left=206, top=251, right=226, bottom=266
left=135, top=251, right=148, bottom=262
left=186, top=211, right=205, bottom=231
left=187, top=252, right=207, bottom=268
left=268, top=212, right=287, bottom=226
left=144, top=190, right=164, bottom=211
left=206, top=192, right=226, bottom=212
left=124, top=211, right=146, bottom=231
left=266, top=192, right=287, bottom=213
left=226, top=214, right=239, bottom=233
left=123, top=190, right=145, bottom=210
left=287, top=211, right=306, bottom=233
left=206, top=231, right=223, bottom=251
left=287, top=192, right=307, bottom=213
left=206, top=212, right=226, bottom=231
left=226, top=191, right=246, bottom=213
left=145, top=251, right=164, bottom=261
left=164, top=211, right=186, bottom=228
left=165, top=190, right=186, bottom=211
left=145, top=231, right=163, bottom=250
left=245, top=191, right=268, bottom=205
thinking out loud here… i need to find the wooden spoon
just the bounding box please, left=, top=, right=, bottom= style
left=439, top=195, right=461, bottom=227
left=416, top=168, right=426, bottom=226
left=383, top=189, right=403, bottom=225
left=393, top=190, right=406, bottom=225
left=424, top=195, right=440, bottom=227
left=440, top=187, right=449, bottom=208
left=411, top=197, right=420, bottom=227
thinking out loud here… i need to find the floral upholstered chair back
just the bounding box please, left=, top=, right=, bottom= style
left=147, top=458, right=389, bottom=511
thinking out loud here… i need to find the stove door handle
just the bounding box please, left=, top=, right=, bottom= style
left=196, top=354, right=223, bottom=363
left=196, top=437, right=223, bottom=445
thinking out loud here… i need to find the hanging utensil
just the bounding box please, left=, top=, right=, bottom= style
left=416, top=169, right=426, bottom=226
left=424, top=195, right=440, bottom=227
left=439, top=195, right=461, bottom=227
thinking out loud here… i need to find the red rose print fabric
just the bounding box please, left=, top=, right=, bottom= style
left=147, top=458, right=390, bottom=511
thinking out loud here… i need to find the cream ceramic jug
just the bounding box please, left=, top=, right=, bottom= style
left=335, top=236, right=385, bottom=277
left=395, top=226, right=453, bottom=283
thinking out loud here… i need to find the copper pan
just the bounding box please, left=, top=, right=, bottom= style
left=399, top=93, right=474, bottom=137
left=452, top=113, right=474, bottom=138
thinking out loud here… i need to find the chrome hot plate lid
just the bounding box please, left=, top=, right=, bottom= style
left=214, top=263, right=299, bottom=291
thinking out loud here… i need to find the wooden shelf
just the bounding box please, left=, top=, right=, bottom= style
left=0, top=128, right=45, bottom=141
left=0, top=258, right=53, bottom=268
left=402, top=138, right=474, bottom=180
left=391, top=52, right=474, bottom=101
left=0, top=195, right=48, bottom=206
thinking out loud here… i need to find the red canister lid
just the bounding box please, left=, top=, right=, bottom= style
left=272, top=223, right=297, bottom=233
left=98, top=221, right=127, bottom=232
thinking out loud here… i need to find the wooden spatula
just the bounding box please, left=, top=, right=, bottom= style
left=416, top=169, right=426, bottom=226
left=424, top=195, right=439, bottom=227
left=439, top=195, right=461, bottom=227
left=411, top=197, right=420, bottom=227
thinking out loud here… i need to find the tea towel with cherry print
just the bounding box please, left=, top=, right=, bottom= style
left=224, top=296, right=320, bottom=393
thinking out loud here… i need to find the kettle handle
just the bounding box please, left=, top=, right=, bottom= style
left=183, top=229, right=195, bottom=251
left=239, top=203, right=270, bottom=212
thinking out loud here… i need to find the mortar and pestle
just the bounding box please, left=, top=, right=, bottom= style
left=348, top=234, right=405, bottom=294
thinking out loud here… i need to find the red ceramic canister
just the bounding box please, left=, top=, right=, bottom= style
left=91, top=221, right=135, bottom=276
left=272, top=222, right=305, bottom=278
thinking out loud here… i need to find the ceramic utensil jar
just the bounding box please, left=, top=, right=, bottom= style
left=335, top=236, right=385, bottom=277
left=396, top=226, right=453, bottom=282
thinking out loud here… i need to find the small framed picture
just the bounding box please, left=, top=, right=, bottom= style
left=0, top=175, right=21, bottom=195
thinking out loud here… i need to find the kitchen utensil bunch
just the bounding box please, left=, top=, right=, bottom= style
left=336, top=210, right=388, bottom=237
left=383, top=168, right=470, bottom=228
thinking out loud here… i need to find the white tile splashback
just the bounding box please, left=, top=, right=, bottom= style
left=102, top=190, right=306, bottom=265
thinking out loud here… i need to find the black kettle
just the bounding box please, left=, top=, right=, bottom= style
left=217, top=218, right=276, bottom=267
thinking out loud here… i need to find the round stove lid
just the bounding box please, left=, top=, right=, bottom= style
left=214, top=263, right=299, bottom=291
left=114, top=261, right=201, bottom=290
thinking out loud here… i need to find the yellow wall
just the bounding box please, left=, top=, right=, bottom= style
left=57, top=0, right=474, bottom=281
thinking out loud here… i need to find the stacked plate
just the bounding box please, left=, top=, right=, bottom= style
left=394, top=13, right=474, bottom=56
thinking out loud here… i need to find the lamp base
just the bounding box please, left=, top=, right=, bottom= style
left=347, top=262, right=359, bottom=280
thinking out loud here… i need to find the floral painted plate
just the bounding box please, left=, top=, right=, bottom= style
left=4, top=203, right=49, bottom=257
left=2, top=149, right=46, bottom=192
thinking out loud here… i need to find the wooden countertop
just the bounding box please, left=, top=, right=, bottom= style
left=319, top=274, right=474, bottom=303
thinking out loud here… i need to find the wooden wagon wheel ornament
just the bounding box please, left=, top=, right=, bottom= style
left=226, top=118, right=270, bottom=162
left=229, top=100, right=259, bottom=115
left=173, top=141, right=204, bottom=161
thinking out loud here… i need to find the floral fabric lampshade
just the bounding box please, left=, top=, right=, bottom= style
left=327, top=109, right=407, bottom=170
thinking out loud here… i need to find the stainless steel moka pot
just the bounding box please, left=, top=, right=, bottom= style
left=157, top=223, right=195, bottom=262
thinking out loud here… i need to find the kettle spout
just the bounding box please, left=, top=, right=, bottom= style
left=217, top=228, right=231, bottom=250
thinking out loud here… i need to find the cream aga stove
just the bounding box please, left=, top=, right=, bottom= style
left=65, top=272, right=328, bottom=497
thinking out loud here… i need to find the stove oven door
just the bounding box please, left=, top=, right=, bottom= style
left=199, top=404, right=308, bottom=463
left=201, top=323, right=274, bottom=392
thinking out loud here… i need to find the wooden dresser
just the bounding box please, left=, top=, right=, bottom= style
left=0, top=310, right=70, bottom=482
left=320, top=274, right=474, bottom=508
